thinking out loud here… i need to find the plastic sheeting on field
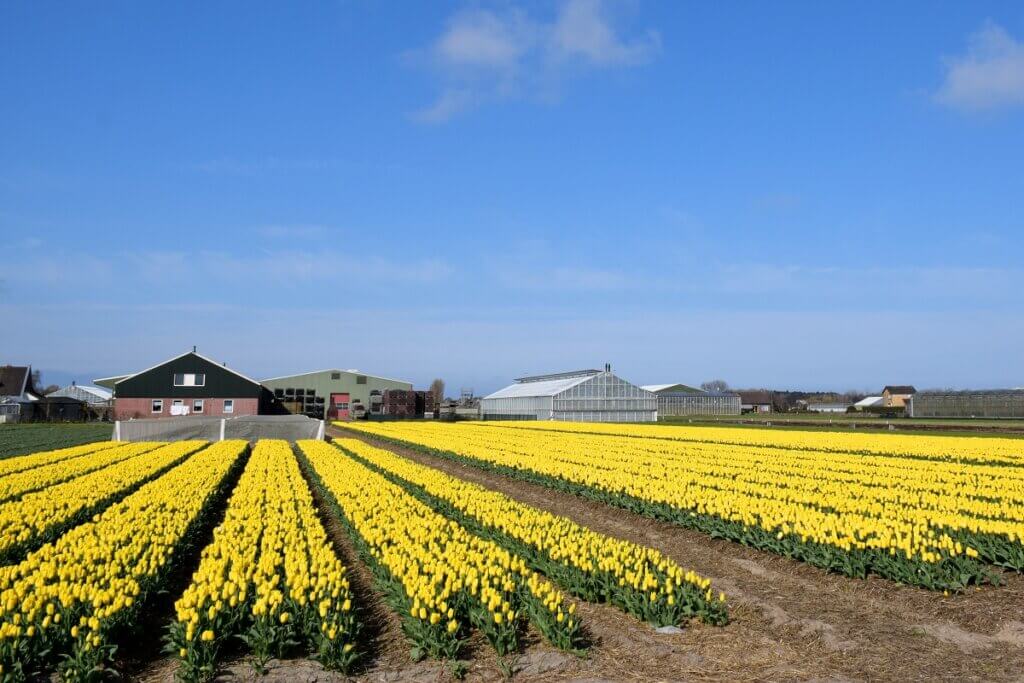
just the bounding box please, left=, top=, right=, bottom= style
left=112, top=414, right=325, bottom=443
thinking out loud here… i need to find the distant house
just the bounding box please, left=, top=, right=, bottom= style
left=96, top=350, right=268, bottom=420
left=882, top=385, right=916, bottom=408
left=0, top=365, right=42, bottom=422
left=738, top=390, right=774, bottom=414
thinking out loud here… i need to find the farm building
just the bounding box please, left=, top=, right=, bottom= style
left=806, top=402, right=852, bottom=413
left=908, top=390, right=1024, bottom=418
left=642, top=384, right=741, bottom=416
left=96, top=349, right=268, bottom=419
left=0, top=365, right=42, bottom=422
left=481, top=366, right=657, bottom=422
left=49, top=382, right=112, bottom=405
left=882, top=385, right=916, bottom=408
left=261, top=369, right=412, bottom=421
left=31, top=396, right=86, bottom=421
left=854, top=396, right=884, bottom=410
left=738, top=390, right=774, bottom=413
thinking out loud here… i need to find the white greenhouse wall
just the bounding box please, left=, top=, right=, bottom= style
left=481, top=371, right=657, bottom=422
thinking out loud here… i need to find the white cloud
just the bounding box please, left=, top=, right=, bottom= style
left=436, top=8, right=536, bottom=69
left=935, top=22, right=1024, bottom=111
left=551, top=0, right=660, bottom=66
left=413, top=0, right=660, bottom=122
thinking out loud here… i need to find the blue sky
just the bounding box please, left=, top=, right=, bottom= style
left=2, top=1, right=1023, bottom=394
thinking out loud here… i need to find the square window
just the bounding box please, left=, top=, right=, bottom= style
left=194, top=373, right=205, bottom=386
left=193, top=399, right=204, bottom=413
left=356, top=375, right=367, bottom=384
left=174, top=373, right=206, bottom=387
left=223, top=399, right=234, bottom=414
left=152, top=399, right=163, bottom=413
left=172, top=399, right=184, bottom=407
left=173, top=373, right=185, bottom=386
left=331, top=372, right=341, bottom=380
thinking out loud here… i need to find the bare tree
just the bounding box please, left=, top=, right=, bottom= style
left=429, top=378, right=446, bottom=406
left=700, top=379, right=730, bottom=392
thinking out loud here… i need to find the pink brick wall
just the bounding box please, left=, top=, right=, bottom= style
left=114, top=397, right=259, bottom=420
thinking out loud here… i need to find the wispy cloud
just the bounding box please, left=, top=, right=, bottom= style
left=411, top=0, right=660, bottom=122
left=935, top=22, right=1024, bottom=111
left=256, top=224, right=330, bottom=240
left=193, top=157, right=338, bottom=175
left=9, top=249, right=452, bottom=291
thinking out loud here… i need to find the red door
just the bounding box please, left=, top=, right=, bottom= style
left=329, top=393, right=350, bottom=420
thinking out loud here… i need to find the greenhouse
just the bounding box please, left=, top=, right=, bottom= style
left=909, top=390, right=1024, bottom=418
left=481, top=367, right=657, bottom=422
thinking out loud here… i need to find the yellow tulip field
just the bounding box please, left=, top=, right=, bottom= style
left=298, top=439, right=585, bottom=660
left=0, top=432, right=737, bottom=681
left=0, top=440, right=246, bottom=680
left=14, top=419, right=1014, bottom=679
left=343, top=421, right=1024, bottom=590
left=331, top=437, right=728, bottom=627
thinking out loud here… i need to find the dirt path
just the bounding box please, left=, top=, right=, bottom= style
left=335, top=427, right=1024, bottom=682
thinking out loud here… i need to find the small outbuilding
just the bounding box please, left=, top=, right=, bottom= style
left=738, top=390, right=774, bottom=413
left=854, top=396, right=884, bottom=411
left=481, top=366, right=657, bottom=422
left=806, top=402, right=852, bottom=413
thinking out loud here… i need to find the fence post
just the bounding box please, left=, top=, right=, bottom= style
left=317, top=420, right=325, bottom=440
left=220, top=419, right=226, bottom=442
left=114, top=420, right=121, bottom=441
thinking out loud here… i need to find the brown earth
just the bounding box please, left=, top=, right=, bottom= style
left=138, top=427, right=1024, bottom=682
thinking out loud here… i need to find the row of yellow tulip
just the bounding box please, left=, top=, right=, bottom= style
left=478, top=420, right=1024, bottom=465
left=0, top=442, right=160, bottom=505
left=335, top=438, right=728, bottom=626
left=343, top=422, right=1023, bottom=589
left=298, top=440, right=582, bottom=659
left=0, top=442, right=118, bottom=479
left=169, top=440, right=359, bottom=681
left=0, top=440, right=246, bottom=680
left=441, top=425, right=1024, bottom=524
left=0, top=441, right=207, bottom=565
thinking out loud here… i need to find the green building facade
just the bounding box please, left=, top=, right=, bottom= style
left=260, top=369, right=413, bottom=420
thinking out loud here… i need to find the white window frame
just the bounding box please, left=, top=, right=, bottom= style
left=193, top=399, right=204, bottom=413
left=172, top=399, right=184, bottom=407
left=173, top=373, right=206, bottom=387
left=151, top=399, right=164, bottom=413
left=223, top=399, right=234, bottom=414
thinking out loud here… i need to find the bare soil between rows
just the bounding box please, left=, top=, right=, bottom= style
left=138, top=428, right=1024, bottom=682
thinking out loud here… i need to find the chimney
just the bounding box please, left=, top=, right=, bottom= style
left=604, top=363, right=611, bottom=372
left=193, top=345, right=197, bottom=353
